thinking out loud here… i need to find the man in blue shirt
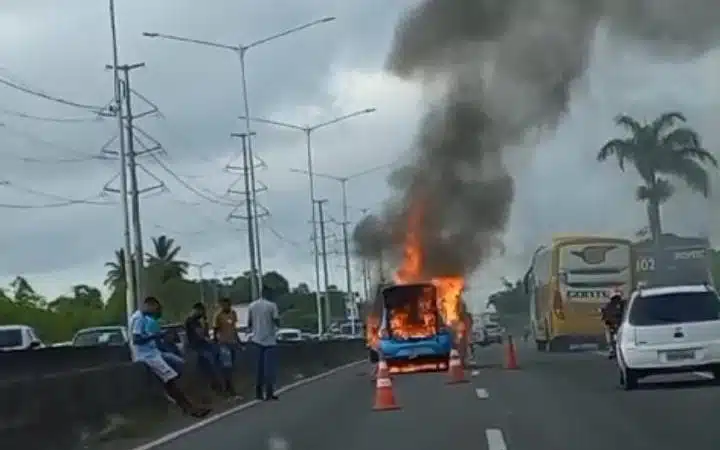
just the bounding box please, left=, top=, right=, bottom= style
left=130, top=296, right=209, bottom=418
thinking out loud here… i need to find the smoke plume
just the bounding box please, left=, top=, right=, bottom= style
left=353, top=0, right=720, bottom=280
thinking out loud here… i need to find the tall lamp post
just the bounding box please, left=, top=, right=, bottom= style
left=142, top=16, right=335, bottom=301
left=108, top=0, right=136, bottom=325
left=190, top=262, right=213, bottom=306
left=239, top=108, right=376, bottom=334
left=289, top=163, right=392, bottom=335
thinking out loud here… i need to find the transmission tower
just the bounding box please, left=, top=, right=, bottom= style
left=226, top=132, right=269, bottom=300
left=101, top=62, right=166, bottom=304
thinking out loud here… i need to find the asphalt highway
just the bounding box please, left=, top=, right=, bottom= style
left=143, top=341, right=720, bottom=450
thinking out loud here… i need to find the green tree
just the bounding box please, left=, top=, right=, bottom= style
left=11, top=276, right=45, bottom=307
left=105, top=248, right=130, bottom=290
left=262, top=271, right=290, bottom=296
left=146, top=235, right=189, bottom=283
left=48, top=284, right=103, bottom=312
left=486, top=277, right=528, bottom=317
left=597, top=112, right=718, bottom=240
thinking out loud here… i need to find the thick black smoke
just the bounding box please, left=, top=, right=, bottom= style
left=353, top=0, right=720, bottom=280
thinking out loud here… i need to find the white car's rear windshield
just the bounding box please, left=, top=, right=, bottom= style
left=278, top=332, right=300, bottom=340
left=629, top=291, right=720, bottom=326
left=0, top=329, right=22, bottom=348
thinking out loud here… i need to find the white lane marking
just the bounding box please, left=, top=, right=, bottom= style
left=693, top=371, right=714, bottom=380
left=129, top=359, right=365, bottom=450
left=471, top=370, right=480, bottom=377
left=475, top=388, right=489, bottom=399
left=268, top=435, right=290, bottom=450
left=486, top=429, right=508, bottom=450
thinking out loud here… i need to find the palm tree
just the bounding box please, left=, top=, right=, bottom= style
left=597, top=112, right=718, bottom=240
left=11, top=276, right=35, bottom=302
left=146, top=235, right=188, bottom=283
left=105, top=249, right=131, bottom=289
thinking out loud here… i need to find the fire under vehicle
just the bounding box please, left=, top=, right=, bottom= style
left=375, top=282, right=453, bottom=372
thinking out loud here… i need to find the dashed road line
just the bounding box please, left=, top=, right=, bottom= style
left=475, top=388, right=489, bottom=399
left=471, top=370, right=480, bottom=377
left=486, top=429, right=508, bottom=450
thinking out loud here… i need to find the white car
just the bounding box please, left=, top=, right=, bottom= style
left=72, top=326, right=128, bottom=347
left=616, top=284, right=720, bottom=390
left=276, top=328, right=303, bottom=342
left=0, top=324, right=44, bottom=351
left=483, top=323, right=504, bottom=344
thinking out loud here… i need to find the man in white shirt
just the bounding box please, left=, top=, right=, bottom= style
left=247, top=285, right=280, bottom=400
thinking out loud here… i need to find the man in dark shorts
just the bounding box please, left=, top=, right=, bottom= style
left=184, top=302, right=225, bottom=395
left=212, top=298, right=239, bottom=397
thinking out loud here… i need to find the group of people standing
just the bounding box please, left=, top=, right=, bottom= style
left=128, top=285, right=281, bottom=417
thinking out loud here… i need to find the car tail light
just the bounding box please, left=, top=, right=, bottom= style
left=553, top=289, right=565, bottom=320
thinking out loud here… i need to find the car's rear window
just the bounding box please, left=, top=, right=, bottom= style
left=278, top=332, right=300, bottom=340
left=0, top=329, right=22, bottom=348
left=73, top=329, right=125, bottom=347
left=628, top=291, right=720, bottom=326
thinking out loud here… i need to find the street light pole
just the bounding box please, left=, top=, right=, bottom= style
left=338, top=179, right=357, bottom=333
left=191, top=262, right=212, bottom=306
left=316, top=199, right=331, bottom=327
left=108, top=0, right=135, bottom=325
left=238, top=108, right=377, bottom=334
left=142, top=17, right=335, bottom=298
left=229, top=132, right=259, bottom=300
left=288, top=163, right=391, bottom=336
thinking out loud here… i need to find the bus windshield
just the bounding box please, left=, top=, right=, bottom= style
left=383, top=284, right=439, bottom=340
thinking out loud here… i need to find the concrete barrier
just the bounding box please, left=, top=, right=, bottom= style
left=0, top=345, right=132, bottom=382
left=0, top=339, right=366, bottom=450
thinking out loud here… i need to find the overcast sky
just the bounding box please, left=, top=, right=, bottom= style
left=1, top=1, right=719, bottom=309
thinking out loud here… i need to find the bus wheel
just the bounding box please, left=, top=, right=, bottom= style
left=536, top=340, right=547, bottom=351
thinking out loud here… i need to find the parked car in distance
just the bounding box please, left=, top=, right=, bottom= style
left=72, top=326, right=128, bottom=348
left=277, top=328, right=304, bottom=342
left=0, top=324, right=45, bottom=351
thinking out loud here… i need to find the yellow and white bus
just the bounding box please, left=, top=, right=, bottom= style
left=524, top=235, right=632, bottom=351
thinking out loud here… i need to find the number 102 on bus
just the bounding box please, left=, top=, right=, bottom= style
left=636, top=257, right=655, bottom=272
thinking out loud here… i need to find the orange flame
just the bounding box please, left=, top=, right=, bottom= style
left=391, top=203, right=467, bottom=342
left=364, top=202, right=469, bottom=351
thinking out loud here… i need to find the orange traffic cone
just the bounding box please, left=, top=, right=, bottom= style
left=446, top=348, right=469, bottom=384
left=373, top=360, right=401, bottom=411
left=504, top=335, right=519, bottom=370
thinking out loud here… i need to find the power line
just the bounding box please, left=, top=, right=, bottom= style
left=0, top=76, right=110, bottom=114
left=0, top=181, right=115, bottom=209
left=0, top=108, right=106, bottom=123
left=0, top=122, right=109, bottom=163
left=148, top=153, right=236, bottom=206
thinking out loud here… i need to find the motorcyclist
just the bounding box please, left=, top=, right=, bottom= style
left=601, top=290, right=625, bottom=359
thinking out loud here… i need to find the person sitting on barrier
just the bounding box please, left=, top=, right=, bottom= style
left=248, top=284, right=280, bottom=401
left=185, top=302, right=226, bottom=396
left=130, top=296, right=210, bottom=418
left=145, top=306, right=185, bottom=374
left=212, top=297, right=240, bottom=397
